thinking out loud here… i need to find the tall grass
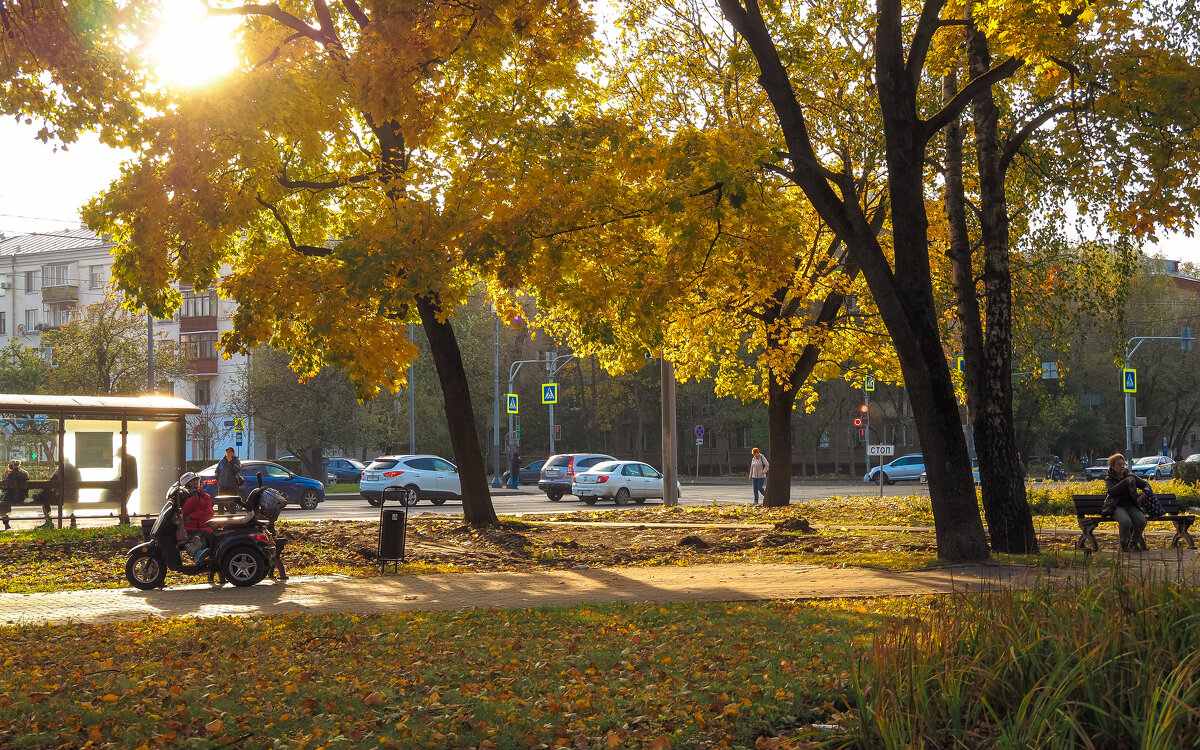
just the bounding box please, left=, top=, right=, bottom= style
left=847, top=568, right=1200, bottom=748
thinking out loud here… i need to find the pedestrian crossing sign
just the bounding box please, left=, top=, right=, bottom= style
left=865, top=376, right=875, bottom=392
left=506, top=394, right=519, bottom=414
left=1123, top=369, right=1137, bottom=393
left=233, top=417, right=245, bottom=430
left=542, top=383, right=558, bottom=404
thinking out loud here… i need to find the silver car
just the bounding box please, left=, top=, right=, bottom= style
left=538, top=453, right=615, bottom=501
left=572, top=460, right=682, bottom=505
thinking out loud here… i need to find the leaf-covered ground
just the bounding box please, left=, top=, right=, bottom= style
left=0, top=498, right=1089, bottom=594
left=0, top=598, right=910, bottom=749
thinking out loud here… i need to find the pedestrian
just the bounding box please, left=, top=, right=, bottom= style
left=749, top=447, right=769, bottom=505
left=0, top=459, right=29, bottom=531
left=1102, top=453, right=1150, bottom=552
left=216, top=446, right=243, bottom=510
left=506, top=436, right=521, bottom=490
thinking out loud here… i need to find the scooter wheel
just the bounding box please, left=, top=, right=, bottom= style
left=126, top=550, right=167, bottom=590
left=223, top=547, right=268, bottom=587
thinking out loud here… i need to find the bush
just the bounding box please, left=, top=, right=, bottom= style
left=1175, top=461, right=1200, bottom=486
left=849, top=574, right=1200, bottom=748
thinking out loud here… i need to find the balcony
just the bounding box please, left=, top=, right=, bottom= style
left=189, top=357, right=219, bottom=376
left=41, top=285, right=78, bottom=302
left=180, top=315, right=217, bottom=334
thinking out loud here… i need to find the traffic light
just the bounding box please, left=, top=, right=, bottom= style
left=859, top=404, right=868, bottom=414
left=853, top=417, right=863, bottom=428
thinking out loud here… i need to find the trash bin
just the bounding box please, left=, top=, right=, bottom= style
left=141, top=517, right=156, bottom=541
left=379, top=508, right=406, bottom=562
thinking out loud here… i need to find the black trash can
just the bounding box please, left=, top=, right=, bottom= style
left=141, top=517, right=156, bottom=541
left=379, top=508, right=406, bottom=562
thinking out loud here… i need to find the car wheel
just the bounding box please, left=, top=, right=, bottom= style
left=634, top=497, right=647, bottom=504
left=614, top=488, right=630, bottom=506
left=582, top=496, right=597, bottom=505
left=547, top=491, right=563, bottom=502
left=366, top=495, right=382, bottom=507
left=1154, top=470, right=1161, bottom=480
left=429, top=497, right=447, bottom=506
left=403, top=485, right=421, bottom=506
left=876, top=472, right=889, bottom=486
left=300, top=490, right=320, bottom=510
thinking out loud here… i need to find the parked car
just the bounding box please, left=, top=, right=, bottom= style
left=197, top=460, right=326, bottom=510
left=1131, top=455, right=1174, bottom=479
left=1082, top=460, right=1110, bottom=480
left=502, top=459, right=546, bottom=486
left=360, top=455, right=460, bottom=506
left=539, top=453, right=616, bottom=501
left=864, top=454, right=925, bottom=485
left=326, top=457, right=366, bottom=483
left=919, top=459, right=979, bottom=484
left=571, top=460, right=682, bottom=505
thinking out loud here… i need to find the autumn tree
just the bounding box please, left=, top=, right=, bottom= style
left=75, top=1, right=593, bottom=528
left=40, top=298, right=187, bottom=395
left=0, top=340, right=49, bottom=393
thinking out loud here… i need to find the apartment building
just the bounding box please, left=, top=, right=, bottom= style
left=0, top=227, right=254, bottom=460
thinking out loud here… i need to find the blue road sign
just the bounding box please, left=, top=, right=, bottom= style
left=956, top=357, right=965, bottom=373
left=506, top=394, right=519, bottom=414
left=865, top=376, right=875, bottom=392
left=1123, top=369, right=1137, bottom=393
left=542, top=383, right=558, bottom=404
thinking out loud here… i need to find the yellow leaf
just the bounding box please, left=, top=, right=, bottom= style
left=363, top=691, right=384, bottom=706
left=205, top=719, right=223, bottom=733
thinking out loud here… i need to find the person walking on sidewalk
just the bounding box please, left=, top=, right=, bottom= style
left=506, top=436, right=521, bottom=490
left=216, top=447, right=243, bottom=511
left=749, top=447, right=769, bottom=505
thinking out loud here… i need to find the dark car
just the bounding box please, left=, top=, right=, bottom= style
left=538, top=453, right=616, bottom=501
left=326, top=457, right=366, bottom=483
left=198, top=459, right=326, bottom=510
left=502, top=459, right=546, bottom=486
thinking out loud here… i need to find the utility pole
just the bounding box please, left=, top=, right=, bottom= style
left=408, top=323, right=416, bottom=454
left=1123, top=332, right=1194, bottom=452
left=492, top=315, right=501, bottom=486
left=146, top=312, right=154, bottom=392
left=661, top=354, right=678, bottom=507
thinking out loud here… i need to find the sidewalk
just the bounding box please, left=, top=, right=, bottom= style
left=0, top=558, right=1151, bottom=627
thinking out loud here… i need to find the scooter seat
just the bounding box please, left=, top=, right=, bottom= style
left=207, top=513, right=255, bottom=529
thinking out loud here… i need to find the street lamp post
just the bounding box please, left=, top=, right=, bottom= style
left=1123, top=333, right=1194, bottom=452
left=492, top=316, right=501, bottom=487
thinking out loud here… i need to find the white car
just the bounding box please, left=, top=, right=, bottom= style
left=360, top=454, right=459, bottom=507
left=571, top=460, right=682, bottom=505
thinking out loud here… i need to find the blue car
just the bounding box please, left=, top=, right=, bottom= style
left=864, top=454, right=925, bottom=485
left=199, top=459, right=326, bottom=510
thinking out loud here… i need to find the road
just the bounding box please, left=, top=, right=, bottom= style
left=287, top=479, right=930, bottom=521
left=4, top=480, right=930, bottom=529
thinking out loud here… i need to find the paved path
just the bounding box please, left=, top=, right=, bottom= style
left=0, top=562, right=1082, bottom=627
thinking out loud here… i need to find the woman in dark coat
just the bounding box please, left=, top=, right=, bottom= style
left=1102, top=453, right=1151, bottom=551
left=0, top=459, right=29, bottom=530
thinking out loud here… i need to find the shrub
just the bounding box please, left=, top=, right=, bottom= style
left=848, top=573, right=1200, bottom=748
left=1175, top=461, right=1200, bottom=486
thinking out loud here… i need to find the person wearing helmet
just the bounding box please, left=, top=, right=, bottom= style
left=177, top=472, right=215, bottom=563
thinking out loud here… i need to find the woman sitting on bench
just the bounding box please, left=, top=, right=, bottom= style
left=1102, top=453, right=1152, bottom=551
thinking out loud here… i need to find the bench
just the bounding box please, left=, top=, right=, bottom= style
left=1072, top=493, right=1196, bottom=552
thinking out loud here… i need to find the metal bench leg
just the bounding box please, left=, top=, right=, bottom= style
left=1078, top=520, right=1100, bottom=553
left=1171, top=520, right=1196, bottom=549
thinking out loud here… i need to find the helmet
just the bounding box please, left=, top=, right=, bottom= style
left=257, top=487, right=288, bottom=521
left=179, top=471, right=199, bottom=486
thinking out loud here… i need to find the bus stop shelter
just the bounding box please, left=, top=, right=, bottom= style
left=0, top=394, right=199, bottom=527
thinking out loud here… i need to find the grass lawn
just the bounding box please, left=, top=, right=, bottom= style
left=0, top=598, right=903, bottom=749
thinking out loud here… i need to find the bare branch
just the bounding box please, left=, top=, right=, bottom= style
left=255, top=195, right=332, bottom=256
left=1000, top=104, right=1070, bottom=174
left=340, top=0, right=369, bottom=28
left=923, top=57, right=1023, bottom=138
left=277, top=169, right=380, bottom=190
left=907, top=2, right=950, bottom=89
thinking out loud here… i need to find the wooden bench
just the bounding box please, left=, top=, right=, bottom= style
left=1072, top=493, right=1196, bottom=551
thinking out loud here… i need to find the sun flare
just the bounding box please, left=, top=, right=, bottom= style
left=146, top=2, right=241, bottom=88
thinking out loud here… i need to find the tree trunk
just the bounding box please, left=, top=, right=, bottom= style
left=764, top=373, right=797, bottom=506
left=417, top=293, right=498, bottom=527
left=966, top=16, right=1038, bottom=553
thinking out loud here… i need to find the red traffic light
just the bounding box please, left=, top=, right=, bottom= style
left=853, top=417, right=863, bottom=427
left=858, top=404, right=869, bottom=413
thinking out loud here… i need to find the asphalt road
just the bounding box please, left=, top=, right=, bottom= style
left=285, top=479, right=931, bottom=521
left=4, top=480, right=931, bottom=529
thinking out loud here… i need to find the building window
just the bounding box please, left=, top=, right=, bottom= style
left=48, top=306, right=73, bottom=327
left=180, top=290, right=216, bottom=318
left=41, top=263, right=70, bottom=287
left=24, top=271, right=38, bottom=293
left=180, top=332, right=218, bottom=359
left=23, top=309, right=37, bottom=331
left=734, top=426, right=752, bottom=449
left=195, top=378, right=214, bottom=406
left=89, top=266, right=104, bottom=289
left=0, top=312, right=6, bottom=335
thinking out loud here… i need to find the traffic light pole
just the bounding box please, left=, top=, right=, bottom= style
left=1123, top=333, right=1194, bottom=452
